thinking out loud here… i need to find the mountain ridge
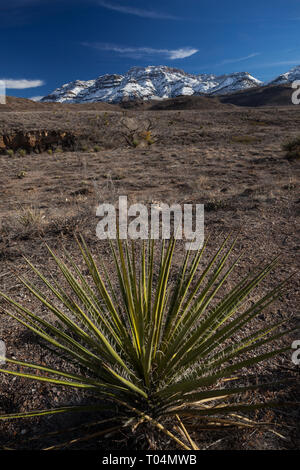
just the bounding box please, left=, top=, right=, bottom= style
left=41, top=65, right=300, bottom=104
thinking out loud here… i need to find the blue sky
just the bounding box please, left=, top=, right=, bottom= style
left=1, top=0, right=300, bottom=99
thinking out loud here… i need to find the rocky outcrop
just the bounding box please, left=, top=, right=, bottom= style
left=0, top=130, right=77, bottom=153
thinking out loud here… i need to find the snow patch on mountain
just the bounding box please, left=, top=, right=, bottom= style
left=41, top=66, right=263, bottom=104
left=269, top=65, right=300, bottom=85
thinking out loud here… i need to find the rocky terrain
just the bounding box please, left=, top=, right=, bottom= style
left=0, top=96, right=299, bottom=450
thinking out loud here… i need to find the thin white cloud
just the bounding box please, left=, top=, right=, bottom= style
left=250, top=60, right=300, bottom=69
left=219, top=53, right=261, bottom=65
left=266, top=60, right=300, bottom=67
left=188, top=53, right=262, bottom=72
left=2, top=79, right=45, bottom=89
left=98, top=1, right=179, bottom=20
left=170, top=48, right=199, bottom=59
left=83, top=43, right=198, bottom=60
left=29, top=95, right=44, bottom=101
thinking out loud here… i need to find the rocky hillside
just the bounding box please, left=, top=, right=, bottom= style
left=269, top=65, right=300, bottom=85
left=41, top=66, right=262, bottom=104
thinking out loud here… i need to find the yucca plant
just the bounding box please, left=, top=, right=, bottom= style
left=0, top=235, right=296, bottom=449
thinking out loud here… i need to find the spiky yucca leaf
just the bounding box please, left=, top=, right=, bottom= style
left=0, top=236, right=295, bottom=449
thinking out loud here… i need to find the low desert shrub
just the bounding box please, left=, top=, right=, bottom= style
left=231, top=135, right=258, bottom=144
left=17, top=170, right=26, bottom=179
left=205, top=199, right=229, bottom=212
left=120, top=117, right=157, bottom=148
left=16, top=206, right=45, bottom=230
left=282, top=137, right=300, bottom=160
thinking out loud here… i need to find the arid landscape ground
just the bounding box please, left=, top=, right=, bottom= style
left=0, top=94, right=299, bottom=450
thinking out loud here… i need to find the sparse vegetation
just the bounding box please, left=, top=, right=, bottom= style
left=247, top=120, right=268, bottom=127
left=0, top=236, right=295, bottom=450
left=0, top=101, right=299, bottom=450
left=120, top=117, right=157, bottom=147
left=17, top=170, right=27, bottom=179
left=16, top=205, right=45, bottom=230
left=80, top=143, right=89, bottom=152
left=205, top=199, right=229, bottom=211
left=231, top=135, right=258, bottom=144
left=282, top=136, right=300, bottom=160
left=103, top=112, right=109, bottom=126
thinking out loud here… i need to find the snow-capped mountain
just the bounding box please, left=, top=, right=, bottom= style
left=41, top=66, right=262, bottom=104
left=269, top=65, right=300, bottom=85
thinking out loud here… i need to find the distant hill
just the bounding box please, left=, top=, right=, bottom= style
left=1, top=83, right=298, bottom=112
left=0, top=96, right=120, bottom=112
left=219, top=84, right=296, bottom=107
left=40, top=64, right=300, bottom=105
left=149, top=95, right=233, bottom=111
left=268, top=65, right=300, bottom=85
left=0, top=97, right=48, bottom=111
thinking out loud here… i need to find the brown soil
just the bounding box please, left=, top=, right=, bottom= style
left=0, top=98, right=299, bottom=450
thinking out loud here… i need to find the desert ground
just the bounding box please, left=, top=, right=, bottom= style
left=0, top=97, right=299, bottom=449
